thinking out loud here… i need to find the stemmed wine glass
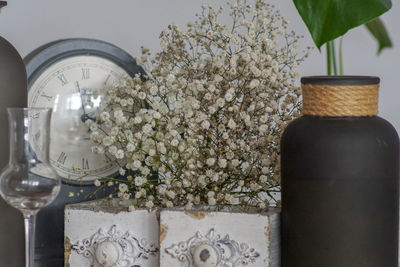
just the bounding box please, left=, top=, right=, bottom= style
left=0, top=108, right=61, bottom=267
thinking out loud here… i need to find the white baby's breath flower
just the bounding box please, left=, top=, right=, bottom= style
left=108, top=145, right=117, bottom=155
left=150, top=86, right=158, bottom=95
left=166, top=190, right=176, bottom=199
left=145, top=201, right=154, bottom=209
left=138, top=92, right=147, bottom=100
left=115, top=149, right=124, bottom=159
left=251, top=66, right=261, bottom=77
left=185, top=202, right=193, bottom=210
left=135, top=191, right=142, bottom=199
left=142, top=124, right=153, bottom=135
left=134, top=176, right=147, bottom=186
left=249, top=79, right=260, bottom=88
left=201, top=120, right=210, bottom=130
left=134, top=116, right=142, bottom=124
left=127, top=143, right=135, bottom=152
left=94, top=179, right=101, bottom=187
left=114, top=110, right=124, bottom=119
left=208, top=197, right=216, bottom=206
left=110, top=127, right=119, bottom=136
left=241, top=161, right=250, bottom=171
left=153, top=112, right=161, bottom=120
left=166, top=201, right=174, bottom=208
left=260, top=175, right=268, bottom=183
left=100, top=111, right=110, bottom=121
left=259, top=124, right=269, bottom=133
left=119, top=183, right=128, bottom=193
left=227, top=119, right=237, bottom=129
left=206, top=158, right=216, bottom=166
left=132, top=160, right=142, bottom=170
left=148, top=149, right=156, bottom=156
left=218, top=158, right=227, bottom=168
left=120, top=99, right=128, bottom=106
left=216, top=98, right=225, bottom=107
left=225, top=92, right=234, bottom=102
left=141, top=166, right=151, bottom=176
left=159, top=145, right=167, bottom=154
left=214, top=74, right=223, bottom=83
left=128, top=205, right=136, bottom=212
left=171, top=139, right=179, bottom=147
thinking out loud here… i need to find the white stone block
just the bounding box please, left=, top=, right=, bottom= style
left=159, top=208, right=280, bottom=267
left=64, top=201, right=159, bottom=267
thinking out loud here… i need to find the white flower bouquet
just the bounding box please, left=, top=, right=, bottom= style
left=87, top=0, right=309, bottom=210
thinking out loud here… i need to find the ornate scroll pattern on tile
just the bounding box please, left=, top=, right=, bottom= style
left=165, top=228, right=260, bottom=267
left=72, top=224, right=158, bottom=266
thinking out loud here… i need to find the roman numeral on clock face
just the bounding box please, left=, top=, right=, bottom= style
left=57, top=152, right=67, bottom=164
left=40, top=93, right=53, bottom=101
left=57, top=74, right=68, bottom=86
left=104, top=74, right=111, bottom=85
left=34, top=130, right=40, bottom=142
left=82, top=68, right=90, bottom=80
left=31, top=113, right=40, bottom=119
left=82, top=158, right=89, bottom=170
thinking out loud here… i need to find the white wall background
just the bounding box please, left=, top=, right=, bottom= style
left=0, top=0, right=399, bottom=130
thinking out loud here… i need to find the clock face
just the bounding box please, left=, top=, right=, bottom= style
left=28, top=55, right=128, bottom=183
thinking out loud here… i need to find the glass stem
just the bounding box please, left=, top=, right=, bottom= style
left=24, top=214, right=36, bottom=267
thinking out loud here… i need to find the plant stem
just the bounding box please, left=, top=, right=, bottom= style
left=331, top=40, right=338, bottom=75
left=24, top=214, right=36, bottom=267
left=339, top=37, right=344, bottom=75
left=326, top=42, right=332, bottom=75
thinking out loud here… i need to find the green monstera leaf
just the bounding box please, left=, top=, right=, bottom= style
left=365, top=18, right=393, bottom=54
left=0, top=1, right=7, bottom=9
left=293, top=0, right=392, bottom=49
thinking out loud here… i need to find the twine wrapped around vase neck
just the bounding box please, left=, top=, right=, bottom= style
left=302, top=83, right=379, bottom=116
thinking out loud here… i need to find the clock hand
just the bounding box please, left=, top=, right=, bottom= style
left=75, top=81, right=90, bottom=123
left=86, top=110, right=98, bottom=121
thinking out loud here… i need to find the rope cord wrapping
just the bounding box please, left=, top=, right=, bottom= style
left=301, top=83, right=379, bottom=116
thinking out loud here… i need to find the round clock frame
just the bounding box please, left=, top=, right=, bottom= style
left=25, top=38, right=145, bottom=185
left=24, top=38, right=144, bottom=267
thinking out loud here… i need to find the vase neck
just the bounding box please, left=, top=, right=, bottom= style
left=301, top=76, right=379, bottom=117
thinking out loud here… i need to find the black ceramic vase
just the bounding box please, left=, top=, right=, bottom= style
left=0, top=36, right=27, bottom=266
left=281, top=76, right=399, bottom=267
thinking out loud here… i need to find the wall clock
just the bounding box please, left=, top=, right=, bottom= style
left=26, top=38, right=144, bottom=184
left=24, top=38, right=144, bottom=266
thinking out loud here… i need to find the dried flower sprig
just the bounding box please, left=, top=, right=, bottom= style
left=88, top=0, right=309, bottom=210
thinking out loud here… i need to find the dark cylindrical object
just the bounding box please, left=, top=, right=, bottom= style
left=0, top=36, right=27, bottom=267
left=281, top=76, right=399, bottom=267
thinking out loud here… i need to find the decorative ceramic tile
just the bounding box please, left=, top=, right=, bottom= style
left=159, top=209, right=280, bottom=267
left=65, top=201, right=159, bottom=267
